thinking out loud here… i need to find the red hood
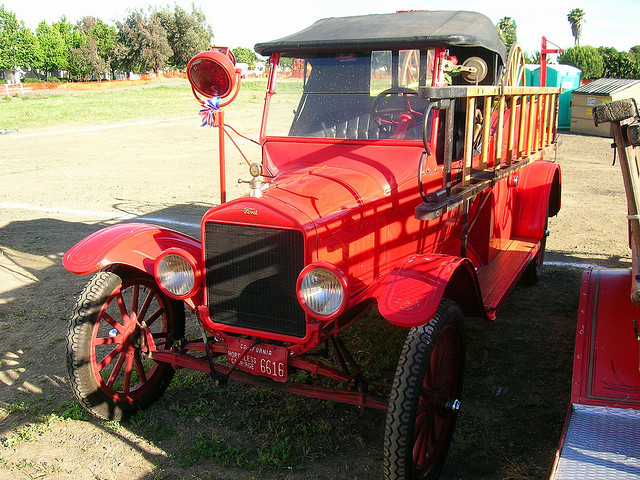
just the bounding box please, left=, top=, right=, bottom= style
left=264, top=163, right=392, bottom=237
left=206, top=141, right=423, bottom=241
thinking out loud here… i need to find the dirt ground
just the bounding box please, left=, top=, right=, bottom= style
left=0, top=102, right=631, bottom=480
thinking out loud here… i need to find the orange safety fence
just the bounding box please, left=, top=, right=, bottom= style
left=2, top=72, right=188, bottom=97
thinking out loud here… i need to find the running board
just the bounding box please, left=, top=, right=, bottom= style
left=551, top=404, right=640, bottom=480
left=476, top=238, right=538, bottom=313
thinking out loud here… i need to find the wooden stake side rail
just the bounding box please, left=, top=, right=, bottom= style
left=416, top=85, right=560, bottom=222
left=592, top=99, right=640, bottom=305
left=611, top=123, right=640, bottom=305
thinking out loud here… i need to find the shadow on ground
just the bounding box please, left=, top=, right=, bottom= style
left=0, top=206, right=584, bottom=480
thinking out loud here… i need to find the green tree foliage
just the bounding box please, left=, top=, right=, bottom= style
left=0, top=6, right=39, bottom=76
left=52, top=16, right=74, bottom=46
left=78, top=17, right=118, bottom=63
left=567, top=8, right=585, bottom=46
left=279, top=57, right=293, bottom=69
left=558, top=45, right=603, bottom=80
left=598, top=47, right=640, bottom=79
left=232, top=47, right=258, bottom=69
left=117, top=9, right=172, bottom=75
left=67, top=30, right=106, bottom=81
left=628, top=47, right=640, bottom=77
left=528, top=51, right=541, bottom=64
left=157, top=5, right=213, bottom=69
left=35, top=20, right=69, bottom=78
left=497, top=17, right=517, bottom=54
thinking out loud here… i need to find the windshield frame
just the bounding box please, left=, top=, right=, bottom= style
left=260, top=48, right=443, bottom=147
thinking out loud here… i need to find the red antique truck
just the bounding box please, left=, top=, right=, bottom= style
left=550, top=100, right=640, bottom=480
left=63, top=11, right=561, bottom=479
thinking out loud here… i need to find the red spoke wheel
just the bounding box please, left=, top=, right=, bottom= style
left=384, top=299, right=465, bottom=480
left=67, top=267, right=185, bottom=420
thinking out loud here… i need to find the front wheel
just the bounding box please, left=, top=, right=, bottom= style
left=384, top=299, right=465, bottom=480
left=66, top=267, right=185, bottom=421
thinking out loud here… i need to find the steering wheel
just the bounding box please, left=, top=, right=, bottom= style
left=372, top=87, right=425, bottom=138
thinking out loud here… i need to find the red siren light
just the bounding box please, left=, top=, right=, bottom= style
left=187, top=47, right=241, bottom=106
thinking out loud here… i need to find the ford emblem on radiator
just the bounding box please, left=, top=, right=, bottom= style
left=243, top=207, right=258, bottom=216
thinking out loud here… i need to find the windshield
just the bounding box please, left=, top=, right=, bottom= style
left=265, top=50, right=435, bottom=141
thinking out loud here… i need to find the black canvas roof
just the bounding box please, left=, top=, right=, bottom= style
left=254, top=10, right=507, bottom=61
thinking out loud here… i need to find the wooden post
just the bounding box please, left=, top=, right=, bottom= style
left=463, top=96, right=476, bottom=185
left=494, top=96, right=506, bottom=170
left=481, top=96, right=492, bottom=169
left=508, top=96, right=518, bottom=164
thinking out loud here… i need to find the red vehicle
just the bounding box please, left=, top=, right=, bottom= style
left=63, top=11, right=561, bottom=479
left=550, top=100, right=640, bottom=480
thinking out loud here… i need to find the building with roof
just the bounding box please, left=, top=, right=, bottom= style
left=571, top=78, right=640, bottom=136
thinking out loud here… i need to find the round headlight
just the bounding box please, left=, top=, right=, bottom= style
left=298, top=265, right=347, bottom=319
left=155, top=252, right=196, bottom=299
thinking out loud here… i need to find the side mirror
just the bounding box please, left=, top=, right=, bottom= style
left=187, top=47, right=241, bottom=106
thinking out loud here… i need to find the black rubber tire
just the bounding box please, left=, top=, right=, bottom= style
left=66, top=267, right=185, bottom=421
left=522, top=216, right=548, bottom=286
left=383, top=299, right=465, bottom=480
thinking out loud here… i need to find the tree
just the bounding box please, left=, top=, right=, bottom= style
left=567, top=8, right=585, bottom=46
left=157, top=5, right=213, bottom=69
left=74, top=17, right=117, bottom=79
left=67, top=30, right=106, bottom=81
left=0, top=7, right=40, bottom=80
left=36, top=20, right=68, bottom=78
left=558, top=45, right=603, bottom=80
left=497, top=17, right=517, bottom=54
left=117, top=9, right=172, bottom=75
left=232, top=46, right=258, bottom=69
left=598, top=47, right=640, bottom=79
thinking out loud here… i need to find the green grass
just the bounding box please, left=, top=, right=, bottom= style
left=176, top=433, right=250, bottom=468
left=0, top=78, right=268, bottom=131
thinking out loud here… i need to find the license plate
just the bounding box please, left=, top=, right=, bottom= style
left=226, top=338, right=288, bottom=382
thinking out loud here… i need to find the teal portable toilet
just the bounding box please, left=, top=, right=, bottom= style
left=526, top=64, right=540, bottom=87
left=534, top=64, right=581, bottom=129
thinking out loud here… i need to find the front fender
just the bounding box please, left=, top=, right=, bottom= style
left=63, top=223, right=202, bottom=277
left=376, top=254, right=486, bottom=327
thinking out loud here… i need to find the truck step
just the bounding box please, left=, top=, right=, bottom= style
left=551, top=404, right=640, bottom=480
left=476, top=238, right=538, bottom=312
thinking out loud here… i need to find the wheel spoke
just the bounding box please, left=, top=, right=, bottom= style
left=137, top=289, right=155, bottom=324
left=147, top=330, right=170, bottom=350
left=94, top=336, right=120, bottom=345
left=101, top=312, right=123, bottom=333
left=106, top=350, right=126, bottom=387
left=134, top=351, right=148, bottom=384
left=115, top=290, right=131, bottom=326
left=130, top=284, right=139, bottom=316
left=144, top=306, right=166, bottom=329
left=97, top=344, right=123, bottom=372
left=123, top=354, right=134, bottom=393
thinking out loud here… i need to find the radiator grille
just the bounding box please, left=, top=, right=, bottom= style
left=204, top=222, right=306, bottom=337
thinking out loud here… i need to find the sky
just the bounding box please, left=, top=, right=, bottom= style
left=2, top=0, right=638, bottom=56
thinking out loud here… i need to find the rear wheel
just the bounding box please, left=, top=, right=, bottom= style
left=384, top=299, right=465, bottom=480
left=522, top=216, right=548, bottom=286
left=66, top=267, right=185, bottom=421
